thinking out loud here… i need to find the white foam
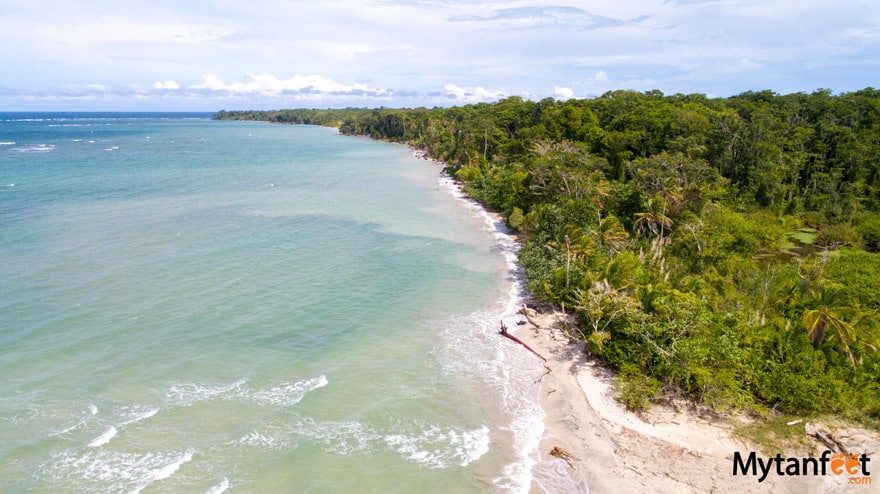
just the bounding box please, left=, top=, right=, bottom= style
left=150, top=450, right=193, bottom=482
left=205, top=477, right=229, bottom=494
left=44, top=448, right=195, bottom=492
left=119, top=406, right=160, bottom=426
left=289, top=417, right=379, bottom=456
left=0, top=141, right=15, bottom=145
left=57, top=421, right=85, bottom=435
left=162, top=375, right=327, bottom=408
left=384, top=424, right=490, bottom=469
left=56, top=417, right=90, bottom=436
left=165, top=379, right=247, bottom=406
left=232, top=430, right=290, bottom=450
left=12, top=144, right=55, bottom=153
left=131, top=449, right=194, bottom=493
left=313, top=374, right=329, bottom=389
left=437, top=173, right=549, bottom=493
left=87, top=426, right=118, bottom=447
left=51, top=404, right=99, bottom=436
left=289, top=415, right=489, bottom=469
left=250, top=375, right=328, bottom=407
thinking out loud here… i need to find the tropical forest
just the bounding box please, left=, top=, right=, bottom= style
left=215, top=88, right=880, bottom=426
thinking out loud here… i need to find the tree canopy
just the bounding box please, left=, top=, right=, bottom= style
left=216, top=88, right=880, bottom=424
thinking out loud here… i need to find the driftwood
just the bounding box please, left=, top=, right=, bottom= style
left=517, top=305, right=542, bottom=328
left=550, top=446, right=579, bottom=468
left=813, top=430, right=850, bottom=455
left=805, top=422, right=852, bottom=454
left=499, top=321, right=546, bottom=362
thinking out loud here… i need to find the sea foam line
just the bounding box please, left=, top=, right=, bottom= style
left=165, top=378, right=248, bottom=406
left=71, top=404, right=159, bottom=447
left=131, top=449, right=194, bottom=494
left=437, top=171, right=546, bottom=493
left=384, top=424, right=490, bottom=469
left=289, top=415, right=490, bottom=469
left=164, top=375, right=327, bottom=408
left=119, top=406, right=160, bottom=426
left=51, top=404, right=99, bottom=436
left=44, top=448, right=196, bottom=492
left=205, top=477, right=230, bottom=494
left=11, top=144, right=55, bottom=153
left=87, top=426, right=118, bottom=447
left=250, top=375, right=328, bottom=407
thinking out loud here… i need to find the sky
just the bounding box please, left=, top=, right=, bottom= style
left=1, top=0, right=878, bottom=111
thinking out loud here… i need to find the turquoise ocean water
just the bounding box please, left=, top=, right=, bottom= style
left=0, top=114, right=579, bottom=493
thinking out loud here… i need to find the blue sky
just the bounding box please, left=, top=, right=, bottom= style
left=2, top=0, right=878, bottom=110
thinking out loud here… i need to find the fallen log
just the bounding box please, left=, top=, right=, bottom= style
left=500, top=321, right=547, bottom=362
left=812, top=430, right=849, bottom=455
left=517, top=305, right=542, bottom=328
left=550, top=446, right=579, bottom=468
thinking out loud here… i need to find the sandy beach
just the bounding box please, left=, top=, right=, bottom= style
left=426, top=153, right=878, bottom=493
left=513, top=309, right=879, bottom=494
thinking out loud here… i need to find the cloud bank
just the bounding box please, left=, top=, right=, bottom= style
left=8, top=72, right=511, bottom=110
left=2, top=0, right=878, bottom=110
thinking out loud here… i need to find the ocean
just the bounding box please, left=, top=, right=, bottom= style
left=0, top=113, right=574, bottom=492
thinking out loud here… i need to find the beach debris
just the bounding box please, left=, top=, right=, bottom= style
left=805, top=423, right=850, bottom=454
left=815, top=430, right=849, bottom=455
left=537, top=365, right=552, bottom=383
left=499, top=321, right=547, bottom=362
left=517, top=305, right=542, bottom=328
left=550, top=446, right=579, bottom=468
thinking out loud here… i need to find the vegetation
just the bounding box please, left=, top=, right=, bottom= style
left=215, top=88, right=880, bottom=425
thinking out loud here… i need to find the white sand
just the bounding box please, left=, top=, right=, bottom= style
left=426, top=156, right=878, bottom=493
left=514, top=310, right=878, bottom=494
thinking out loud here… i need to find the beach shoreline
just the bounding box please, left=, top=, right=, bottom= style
left=512, top=309, right=878, bottom=493
left=420, top=147, right=878, bottom=494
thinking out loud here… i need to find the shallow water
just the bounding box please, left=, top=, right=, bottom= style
left=0, top=114, right=575, bottom=492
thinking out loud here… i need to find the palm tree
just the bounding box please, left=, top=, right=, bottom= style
left=801, top=284, right=859, bottom=367
left=597, top=215, right=629, bottom=253
left=633, top=195, right=676, bottom=240
left=543, top=225, right=596, bottom=291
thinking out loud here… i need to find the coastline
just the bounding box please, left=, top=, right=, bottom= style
left=429, top=149, right=726, bottom=492
left=418, top=149, right=879, bottom=494
left=513, top=311, right=880, bottom=493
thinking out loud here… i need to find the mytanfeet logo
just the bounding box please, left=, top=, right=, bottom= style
left=733, top=450, right=872, bottom=485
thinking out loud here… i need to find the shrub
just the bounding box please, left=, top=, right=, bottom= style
left=617, top=363, right=663, bottom=412
left=855, top=213, right=880, bottom=252
left=816, top=223, right=860, bottom=248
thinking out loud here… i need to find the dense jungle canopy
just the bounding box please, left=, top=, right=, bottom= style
left=216, top=88, right=880, bottom=424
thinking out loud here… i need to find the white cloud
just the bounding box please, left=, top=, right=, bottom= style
left=153, top=80, right=180, bottom=90
left=191, top=72, right=384, bottom=97
left=3, top=0, right=879, bottom=109
left=443, top=84, right=506, bottom=103
left=554, top=86, right=574, bottom=100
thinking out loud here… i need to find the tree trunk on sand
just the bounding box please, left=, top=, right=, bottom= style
left=499, top=321, right=546, bottom=362
left=517, top=305, right=542, bottom=328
